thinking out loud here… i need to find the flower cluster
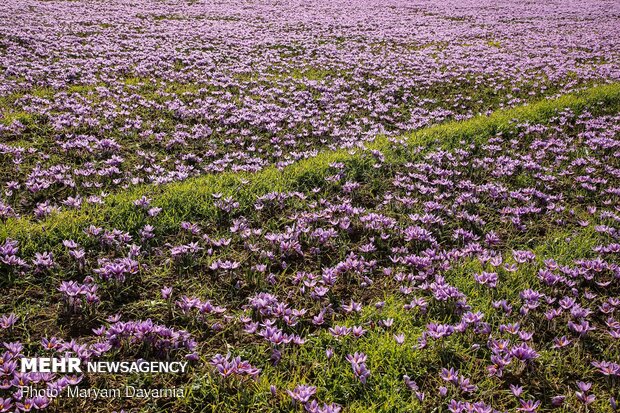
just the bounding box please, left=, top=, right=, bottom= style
left=210, top=354, right=260, bottom=380
left=345, top=352, right=370, bottom=384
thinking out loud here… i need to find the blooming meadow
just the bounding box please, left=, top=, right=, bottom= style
left=1, top=0, right=620, bottom=412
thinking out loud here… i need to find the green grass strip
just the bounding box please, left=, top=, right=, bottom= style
left=2, top=82, right=620, bottom=254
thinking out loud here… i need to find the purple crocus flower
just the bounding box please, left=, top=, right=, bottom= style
left=287, top=384, right=317, bottom=403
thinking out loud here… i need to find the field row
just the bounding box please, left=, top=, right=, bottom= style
left=1, top=0, right=619, bottom=218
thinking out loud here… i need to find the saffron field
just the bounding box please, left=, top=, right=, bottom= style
left=0, top=0, right=620, bottom=411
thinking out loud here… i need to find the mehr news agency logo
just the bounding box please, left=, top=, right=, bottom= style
left=18, top=357, right=189, bottom=399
